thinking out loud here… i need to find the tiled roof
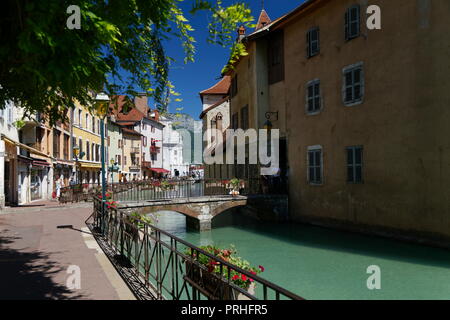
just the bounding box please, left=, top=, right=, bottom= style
left=121, top=127, right=142, bottom=136
left=255, top=9, right=271, bottom=30
left=199, top=76, right=231, bottom=96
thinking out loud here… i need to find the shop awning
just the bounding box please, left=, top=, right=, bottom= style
left=79, top=162, right=102, bottom=169
left=32, top=158, right=51, bottom=167
left=1, top=134, right=51, bottom=159
left=150, top=168, right=170, bottom=173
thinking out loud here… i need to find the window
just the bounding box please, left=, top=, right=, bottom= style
left=79, top=138, right=83, bottom=156
left=268, top=31, right=284, bottom=84
left=151, top=125, right=155, bottom=133
left=124, top=155, right=127, bottom=166
left=143, top=136, right=147, bottom=147
left=345, top=5, right=360, bottom=41
left=347, top=146, right=363, bottom=183
left=231, top=113, right=239, bottom=130
left=86, top=141, right=90, bottom=161
left=78, top=110, right=82, bottom=126
left=241, top=106, right=249, bottom=130
left=307, top=146, right=323, bottom=184
left=306, top=80, right=322, bottom=114
left=307, top=27, right=320, bottom=58
left=53, top=129, right=61, bottom=158
left=216, top=113, right=223, bottom=131
left=92, top=117, right=96, bottom=133
left=116, top=154, right=121, bottom=165
left=343, top=63, right=364, bottom=105
left=230, top=75, right=238, bottom=98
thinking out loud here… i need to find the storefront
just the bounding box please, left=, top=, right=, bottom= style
left=30, top=158, right=51, bottom=201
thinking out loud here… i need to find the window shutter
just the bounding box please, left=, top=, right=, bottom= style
left=345, top=9, right=349, bottom=40
left=306, top=29, right=310, bottom=58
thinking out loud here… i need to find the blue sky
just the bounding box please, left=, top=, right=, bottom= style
left=158, top=0, right=303, bottom=119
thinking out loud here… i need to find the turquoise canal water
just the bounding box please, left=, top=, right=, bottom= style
left=154, top=210, right=450, bottom=300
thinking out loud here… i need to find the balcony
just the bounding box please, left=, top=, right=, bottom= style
left=130, top=147, right=140, bottom=154
left=150, top=146, right=160, bottom=154
left=129, top=164, right=140, bottom=171
left=142, top=161, right=152, bottom=169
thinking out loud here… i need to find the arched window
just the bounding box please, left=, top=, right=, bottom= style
left=216, top=113, right=223, bottom=131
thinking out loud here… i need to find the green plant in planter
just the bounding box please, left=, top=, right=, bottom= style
left=186, top=245, right=264, bottom=290
left=129, top=212, right=158, bottom=229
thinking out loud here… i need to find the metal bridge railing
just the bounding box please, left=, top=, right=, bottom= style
left=110, top=178, right=262, bottom=203
left=88, top=197, right=304, bottom=300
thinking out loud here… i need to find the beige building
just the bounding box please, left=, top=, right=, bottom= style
left=199, top=76, right=232, bottom=179
left=224, top=0, right=450, bottom=243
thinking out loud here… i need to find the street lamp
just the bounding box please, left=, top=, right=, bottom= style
left=263, top=111, right=278, bottom=131
left=109, top=159, right=119, bottom=184
left=94, top=93, right=110, bottom=216
left=73, top=145, right=80, bottom=184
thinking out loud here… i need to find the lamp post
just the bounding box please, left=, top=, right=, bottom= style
left=109, top=159, right=119, bottom=184
left=73, top=145, right=80, bottom=184
left=95, top=93, right=110, bottom=227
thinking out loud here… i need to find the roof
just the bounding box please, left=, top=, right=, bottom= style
left=120, top=127, right=142, bottom=136
left=199, top=76, right=231, bottom=96
left=255, top=9, right=272, bottom=30
left=247, top=0, right=319, bottom=40
left=199, top=96, right=229, bottom=119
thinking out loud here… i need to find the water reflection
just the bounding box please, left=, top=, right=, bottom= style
left=151, top=210, right=450, bottom=300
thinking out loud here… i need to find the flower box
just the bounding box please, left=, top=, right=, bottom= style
left=185, top=260, right=254, bottom=300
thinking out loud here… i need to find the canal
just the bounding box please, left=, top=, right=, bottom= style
left=155, top=209, right=450, bottom=300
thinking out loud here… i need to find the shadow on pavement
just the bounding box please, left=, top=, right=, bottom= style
left=0, top=233, right=84, bottom=300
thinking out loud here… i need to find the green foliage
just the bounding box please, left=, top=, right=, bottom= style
left=0, top=0, right=254, bottom=124
left=186, top=245, right=264, bottom=290
left=129, top=212, right=158, bottom=229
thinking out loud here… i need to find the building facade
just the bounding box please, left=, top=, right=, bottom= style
left=215, top=0, right=450, bottom=242
left=72, top=101, right=103, bottom=185
left=199, top=76, right=231, bottom=179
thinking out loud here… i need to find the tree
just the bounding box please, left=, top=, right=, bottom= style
left=0, top=0, right=253, bottom=123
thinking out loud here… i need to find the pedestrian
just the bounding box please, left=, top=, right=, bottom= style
left=55, top=175, right=64, bottom=199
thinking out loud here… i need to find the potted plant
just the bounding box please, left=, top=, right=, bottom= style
left=126, top=212, right=158, bottom=240
left=185, top=245, right=264, bottom=300
left=227, top=178, right=244, bottom=196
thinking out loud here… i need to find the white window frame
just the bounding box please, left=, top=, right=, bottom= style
left=346, top=146, right=363, bottom=184
left=305, top=79, right=323, bottom=115
left=307, top=145, right=323, bottom=185
left=307, top=27, right=320, bottom=58
left=345, top=5, right=361, bottom=41
left=342, top=62, right=364, bottom=107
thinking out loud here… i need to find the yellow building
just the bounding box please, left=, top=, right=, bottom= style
left=72, top=101, right=104, bottom=185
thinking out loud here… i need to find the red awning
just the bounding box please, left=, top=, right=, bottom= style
left=32, top=158, right=51, bottom=167
left=150, top=168, right=170, bottom=173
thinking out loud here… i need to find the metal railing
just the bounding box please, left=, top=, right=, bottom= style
left=109, top=178, right=262, bottom=202
left=59, top=183, right=101, bottom=203
left=88, top=197, right=304, bottom=300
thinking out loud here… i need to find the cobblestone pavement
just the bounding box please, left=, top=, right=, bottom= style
left=0, top=201, right=135, bottom=300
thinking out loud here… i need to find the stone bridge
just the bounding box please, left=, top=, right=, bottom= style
left=119, top=196, right=248, bottom=231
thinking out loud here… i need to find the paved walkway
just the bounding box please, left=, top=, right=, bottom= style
left=0, top=202, right=135, bottom=300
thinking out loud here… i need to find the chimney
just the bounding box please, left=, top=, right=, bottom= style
left=152, top=109, right=160, bottom=121
left=134, top=93, right=148, bottom=115
left=237, top=25, right=246, bottom=42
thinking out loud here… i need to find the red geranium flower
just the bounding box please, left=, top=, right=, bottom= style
left=241, top=274, right=247, bottom=281
left=259, top=265, right=265, bottom=272
left=232, top=275, right=239, bottom=281
left=250, top=270, right=257, bottom=275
